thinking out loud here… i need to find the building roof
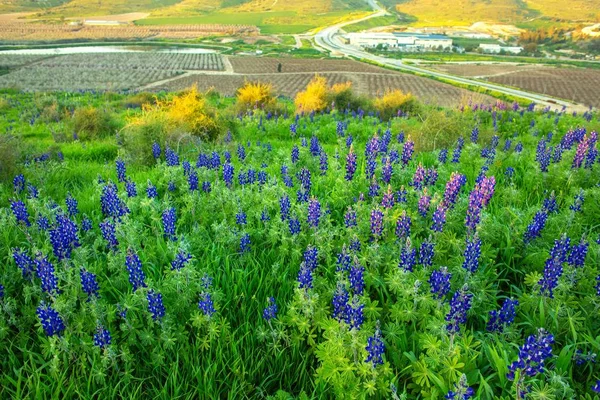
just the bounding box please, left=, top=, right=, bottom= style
left=393, top=32, right=450, bottom=40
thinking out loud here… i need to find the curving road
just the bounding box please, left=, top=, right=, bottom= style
left=314, top=0, right=585, bottom=110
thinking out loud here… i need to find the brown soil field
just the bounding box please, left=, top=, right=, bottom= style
left=228, top=57, right=390, bottom=74
left=427, top=63, right=542, bottom=78
left=155, top=70, right=495, bottom=107
left=486, top=67, right=600, bottom=108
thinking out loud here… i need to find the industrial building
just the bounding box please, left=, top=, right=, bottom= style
left=345, top=32, right=453, bottom=51
left=479, top=43, right=523, bottom=54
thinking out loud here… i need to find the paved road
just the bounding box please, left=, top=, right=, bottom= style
left=314, top=0, right=586, bottom=111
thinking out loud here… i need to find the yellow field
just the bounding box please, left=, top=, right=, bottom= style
left=523, top=0, right=600, bottom=21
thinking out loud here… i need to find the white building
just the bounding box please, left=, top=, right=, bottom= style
left=479, top=43, right=523, bottom=54
left=345, top=32, right=452, bottom=51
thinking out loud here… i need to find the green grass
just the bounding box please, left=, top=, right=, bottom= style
left=135, top=11, right=298, bottom=26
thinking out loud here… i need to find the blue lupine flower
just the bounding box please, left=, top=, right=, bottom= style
left=462, top=235, right=481, bottom=273
left=10, top=200, right=30, bottom=226
left=297, top=262, right=313, bottom=290
left=81, top=216, right=93, bottom=232
left=125, top=180, right=137, bottom=197
left=202, top=181, right=211, bottom=193
left=345, top=298, right=364, bottom=330
left=80, top=268, right=99, bottom=300
left=365, top=325, right=385, bottom=367
left=344, top=207, right=357, bottom=228
left=152, top=142, right=161, bottom=159
left=167, top=181, right=176, bottom=192
left=49, top=214, right=80, bottom=260
left=289, top=216, right=301, bottom=235
left=171, top=250, right=192, bottom=271
left=147, top=290, right=165, bottom=321
left=93, top=325, right=112, bottom=349
left=401, top=138, right=415, bottom=166
left=307, top=197, right=321, bottom=228
left=165, top=147, right=179, bottom=166
left=223, top=162, right=234, bottom=188
left=507, top=328, right=554, bottom=380
left=349, top=260, right=365, bottom=295
left=487, top=298, right=518, bottom=332
left=395, top=211, right=411, bottom=241
left=429, top=267, right=451, bottom=300
left=260, top=209, right=270, bottom=223
left=431, top=206, right=446, bottom=233
left=370, top=208, right=384, bottom=239
left=524, top=210, right=548, bottom=243
left=237, top=144, right=246, bottom=162
left=13, top=248, right=35, bottom=279
left=240, top=233, right=251, bottom=253
left=345, top=145, right=357, bottom=181
left=13, top=174, right=25, bottom=194
left=126, top=250, right=146, bottom=292
left=319, top=150, right=328, bottom=175
left=37, top=302, right=65, bottom=337
left=116, top=159, right=126, bottom=182
left=382, top=158, right=393, bottom=184
left=37, top=215, right=50, bottom=231
left=100, top=219, right=118, bottom=250
left=0, top=283, right=4, bottom=299
left=303, top=246, right=318, bottom=271
left=570, top=189, right=584, bottom=213
left=279, top=194, right=291, bottom=221
left=539, top=257, right=563, bottom=298
left=162, top=207, right=177, bottom=241
left=65, top=193, right=79, bottom=216
left=470, top=126, right=479, bottom=143
left=198, top=292, right=216, bottom=317
left=332, top=283, right=349, bottom=322
left=399, top=239, right=416, bottom=272
left=182, top=160, right=191, bottom=176
left=438, top=148, right=448, bottom=163
left=263, top=297, right=278, bottom=321
left=27, top=184, right=38, bottom=199
left=568, top=239, right=588, bottom=268
left=419, top=238, right=435, bottom=267
left=291, top=145, right=299, bottom=164
left=310, top=135, right=321, bottom=156
left=336, top=247, right=352, bottom=273
left=236, top=210, right=247, bottom=226
left=188, top=169, right=198, bottom=191
left=452, top=137, right=464, bottom=163
left=101, top=183, right=129, bottom=219
left=446, top=286, right=473, bottom=334
left=446, top=374, right=474, bottom=400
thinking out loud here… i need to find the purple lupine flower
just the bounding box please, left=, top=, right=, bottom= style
left=425, top=168, right=438, bottom=187
left=418, top=189, right=431, bottom=217
left=344, top=207, right=357, bottom=228
left=419, top=238, right=435, bottom=267
left=279, top=194, right=291, bottom=221
left=507, top=328, right=554, bottom=381
left=13, top=248, right=35, bottom=278
left=487, top=298, right=518, bottom=333
left=470, top=126, right=479, bottom=143
left=382, top=158, right=393, bottom=184
left=289, top=216, right=301, bottom=235
left=126, top=250, right=146, bottom=292
left=100, top=219, right=118, bottom=250
left=80, top=268, right=99, bottom=300
left=297, top=168, right=311, bottom=192
left=147, top=290, right=165, bottom=321
left=570, top=189, right=584, bottom=213
left=370, top=208, right=384, bottom=240
left=349, top=259, right=365, bottom=295
left=307, top=197, right=321, bottom=228
left=237, top=144, right=246, bottom=162
left=412, top=164, right=426, bottom=191
left=442, top=173, right=466, bottom=209
left=368, top=179, right=380, bottom=198
left=188, top=169, right=198, bottom=191
left=165, top=147, right=179, bottom=166
left=539, top=257, right=563, bottom=298
left=478, top=176, right=496, bottom=207
left=381, top=185, right=395, bottom=209
left=240, top=233, right=251, bottom=253
left=49, top=214, right=80, bottom=260
left=465, top=188, right=484, bottom=233
left=350, top=236, right=362, bottom=252
left=125, top=180, right=137, bottom=197
left=223, top=162, right=234, bottom=188
left=572, top=134, right=589, bottom=168
left=524, top=210, right=548, bottom=243
left=35, top=254, right=59, bottom=294
left=396, top=186, right=408, bottom=204
left=93, top=325, right=111, bottom=349
left=10, top=200, right=30, bottom=226
left=65, top=193, right=79, bottom=217
left=37, top=302, right=65, bottom=336
left=262, top=297, right=278, bottom=321
left=401, top=137, right=415, bottom=167
left=399, top=238, right=416, bottom=272
left=310, top=135, right=321, bottom=156
left=116, top=159, right=126, bottom=182
left=429, top=267, right=451, bottom=300
left=291, top=145, right=299, bottom=164
left=162, top=207, right=177, bottom=241
left=446, top=286, right=473, bottom=334
left=462, top=235, right=481, bottom=273
left=319, top=150, right=328, bottom=175
left=171, top=250, right=192, bottom=271
left=365, top=324, right=385, bottom=367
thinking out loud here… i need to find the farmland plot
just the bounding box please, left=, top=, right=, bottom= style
left=0, top=54, right=55, bottom=68
left=229, top=57, right=388, bottom=74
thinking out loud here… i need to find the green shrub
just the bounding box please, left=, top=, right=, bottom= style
left=122, top=110, right=169, bottom=166
left=71, top=106, right=118, bottom=141
left=407, top=108, right=471, bottom=151
left=0, top=135, right=21, bottom=182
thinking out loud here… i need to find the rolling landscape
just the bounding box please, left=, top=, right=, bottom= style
left=0, top=0, right=600, bottom=399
